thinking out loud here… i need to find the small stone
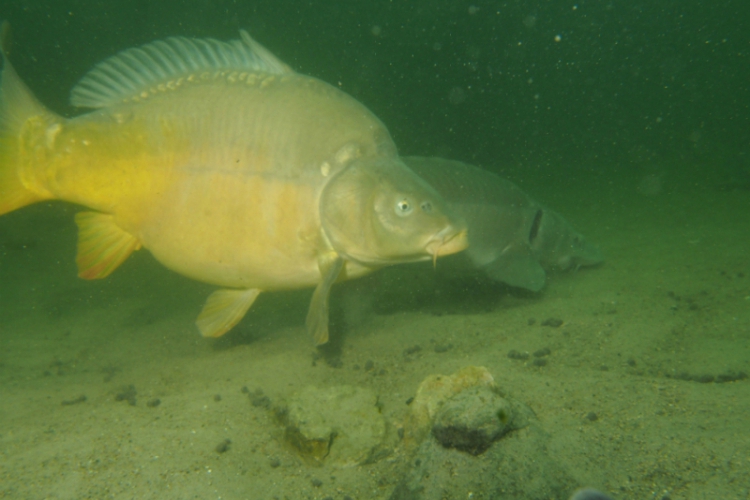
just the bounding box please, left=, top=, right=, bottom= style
left=251, top=394, right=271, bottom=408
left=115, top=384, right=137, bottom=406
left=146, top=398, right=161, bottom=408
left=431, top=385, right=514, bottom=455
left=716, top=371, right=748, bottom=383
left=434, top=343, right=453, bottom=353
left=215, top=439, right=231, bottom=453
left=61, top=395, right=87, bottom=406
left=541, top=318, right=563, bottom=327
left=507, top=349, right=529, bottom=360
left=326, top=357, right=343, bottom=368
left=585, top=412, right=598, bottom=422
left=280, top=385, right=387, bottom=466
left=404, top=345, right=422, bottom=356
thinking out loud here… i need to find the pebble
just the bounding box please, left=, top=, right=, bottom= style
left=61, top=395, right=87, bottom=406
left=215, top=439, right=231, bottom=453
left=114, top=385, right=137, bottom=406
left=507, top=349, right=530, bottom=361
left=541, top=318, right=563, bottom=327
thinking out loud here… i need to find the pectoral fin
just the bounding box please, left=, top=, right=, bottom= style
left=306, top=254, right=344, bottom=346
left=196, top=288, right=261, bottom=338
left=75, top=211, right=141, bottom=279
left=485, top=243, right=546, bottom=292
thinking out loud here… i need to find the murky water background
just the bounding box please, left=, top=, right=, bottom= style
left=0, top=1, right=748, bottom=499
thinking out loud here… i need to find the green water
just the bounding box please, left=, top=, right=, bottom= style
left=0, top=1, right=748, bottom=499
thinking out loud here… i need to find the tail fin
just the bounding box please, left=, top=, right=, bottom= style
left=0, top=22, right=53, bottom=215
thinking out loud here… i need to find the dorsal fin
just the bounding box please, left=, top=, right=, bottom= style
left=70, top=30, right=293, bottom=109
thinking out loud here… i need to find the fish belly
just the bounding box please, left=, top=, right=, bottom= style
left=139, top=170, right=324, bottom=289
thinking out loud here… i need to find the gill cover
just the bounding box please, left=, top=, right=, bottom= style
left=319, top=157, right=465, bottom=266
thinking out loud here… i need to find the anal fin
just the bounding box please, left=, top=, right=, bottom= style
left=75, top=211, right=141, bottom=279
left=306, top=254, right=344, bottom=346
left=196, top=288, right=261, bottom=338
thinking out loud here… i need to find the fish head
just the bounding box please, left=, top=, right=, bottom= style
left=320, top=157, right=468, bottom=267
left=529, top=209, right=604, bottom=271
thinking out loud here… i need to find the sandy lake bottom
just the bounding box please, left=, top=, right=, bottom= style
left=1, top=160, right=748, bottom=500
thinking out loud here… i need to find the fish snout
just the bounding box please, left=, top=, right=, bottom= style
left=426, top=225, right=469, bottom=264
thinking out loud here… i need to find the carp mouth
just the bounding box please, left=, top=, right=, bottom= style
left=426, top=226, right=469, bottom=266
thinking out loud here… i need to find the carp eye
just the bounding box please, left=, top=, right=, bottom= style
left=420, top=201, right=433, bottom=213
left=395, top=198, right=412, bottom=216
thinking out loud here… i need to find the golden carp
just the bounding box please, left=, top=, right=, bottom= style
left=0, top=26, right=467, bottom=344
